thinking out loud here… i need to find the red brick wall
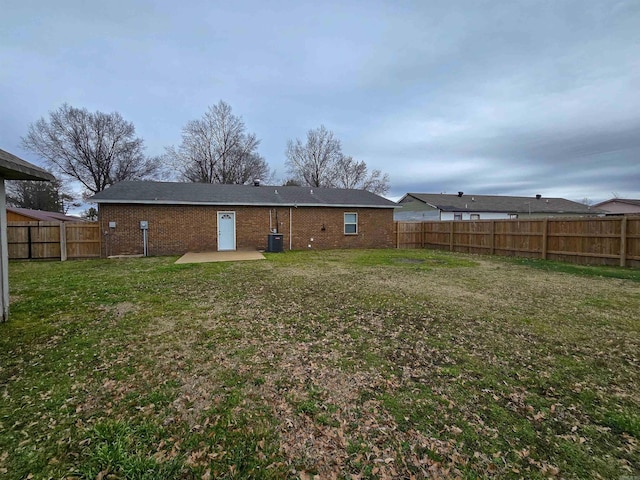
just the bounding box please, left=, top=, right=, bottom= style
left=283, top=207, right=394, bottom=250
left=98, top=204, right=394, bottom=256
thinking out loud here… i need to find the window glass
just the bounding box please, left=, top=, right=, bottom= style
left=344, top=213, right=358, bottom=234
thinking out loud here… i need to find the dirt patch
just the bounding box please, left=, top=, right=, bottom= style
left=100, top=301, right=139, bottom=319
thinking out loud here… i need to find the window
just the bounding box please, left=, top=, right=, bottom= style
left=344, top=213, right=358, bottom=234
left=470, top=214, right=480, bottom=220
left=509, top=214, right=518, bottom=219
left=454, top=213, right=462, bottom=221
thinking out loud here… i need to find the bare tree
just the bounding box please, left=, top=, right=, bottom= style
left=22, top=104, right=160, bottom=197
left=6, top=178, right=77, bottom=213
left=168, top=101, right=271, bottom=184
left=334, top=156, right=390, bottom=195
left=282, top=178, right=301, bottom=186
left=285, top=125, right=390, bottom=194
left=333, top=156, right=366, bottom=189
left=285, top=125, right=342, bottom=188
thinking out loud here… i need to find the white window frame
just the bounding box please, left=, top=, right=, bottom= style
left=454, top=213, right=462, bottom=221
left=470, top=213, right=480, bottom=220
left=509, top=213, right=518, bottom=219
left=344, top=212, right=358, bottom=235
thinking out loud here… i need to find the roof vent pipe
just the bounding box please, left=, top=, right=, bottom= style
left=536, top=194, right=542, bottom=200
left=253, top=179, right=261, bottom=186
left=458, top=191, right=464, bottom=197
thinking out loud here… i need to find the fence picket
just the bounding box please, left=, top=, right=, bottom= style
left=395, top=216, right=639, bottom=268
left=7, top=222, right=101, bottom=260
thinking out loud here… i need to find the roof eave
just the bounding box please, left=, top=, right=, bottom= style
left=92, top=199, right=397, bottom=208
left=398, top=193, right=416, bottom=203
left=0, top=164, right=55, bottom=181
left=594, top=199, right=640, bottom=208
left=0, top=150, right=55, bottom=181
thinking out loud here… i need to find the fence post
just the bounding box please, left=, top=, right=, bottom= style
left=542, top=218, right=548, bottom=260
left=59, top=222, right=67, bottom=261
left=490, top=221, right=495, bottom=255
left=421, top=222, right=425, bottom=248
left=449, top=221, right=454, bottom=251
left=620, top=216, right=627, bottom=267
left=27, top=226, right=33, bottom=259
left=395, top=222, right=399, bottom=249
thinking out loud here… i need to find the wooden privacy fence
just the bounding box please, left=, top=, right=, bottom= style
left=396, top=216, right=640, bottom=268
left=7, top=222, right=101, bottom=260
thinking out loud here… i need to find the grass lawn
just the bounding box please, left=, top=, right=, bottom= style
left=1, top=249, right=638, bottom=479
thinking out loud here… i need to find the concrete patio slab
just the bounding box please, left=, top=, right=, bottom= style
left=175, top=250, right=266, bottom=264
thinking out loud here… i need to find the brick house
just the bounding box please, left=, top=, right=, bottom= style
left=90, top=181, right=397, bottom=256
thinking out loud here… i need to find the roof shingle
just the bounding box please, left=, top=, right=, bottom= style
left=90, top=181, right=397, bottom=208
left=402, top=193, right=599, bottom=214
left=593, top=198, right=640, bottom=208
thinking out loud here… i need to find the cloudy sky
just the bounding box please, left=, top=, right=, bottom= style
left=1, top=0, right=639, bottom=203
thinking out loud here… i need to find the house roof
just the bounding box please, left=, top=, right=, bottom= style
left=7, top=207, right=82, bottom=222
left=593, top=198, right=640, bottom=208
left=90, top=181, right=398, bottom=208
left=0, top=148, right=54, bottom=181
left=400, top=193, right=599, bottom=214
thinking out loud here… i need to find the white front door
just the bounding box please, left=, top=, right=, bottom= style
left=217, top=211, right=236, bottom=251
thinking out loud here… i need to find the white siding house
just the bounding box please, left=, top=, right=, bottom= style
left=395, top=192, right=601, bottom=222
left=439, top=211, right=513, bottom=221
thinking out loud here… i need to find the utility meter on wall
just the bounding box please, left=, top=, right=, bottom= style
left=140, top=221, right=148, bottom=230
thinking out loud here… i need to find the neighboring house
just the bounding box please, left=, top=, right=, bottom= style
left=0, top=148, right=54, bottom=321
left=592, top=198, right=640, bottom=215
left=90, top=181, right=397, bottom=256
left=7, top=207, right=82, bottom=222
left=395, top=192, right=600, bottom=221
